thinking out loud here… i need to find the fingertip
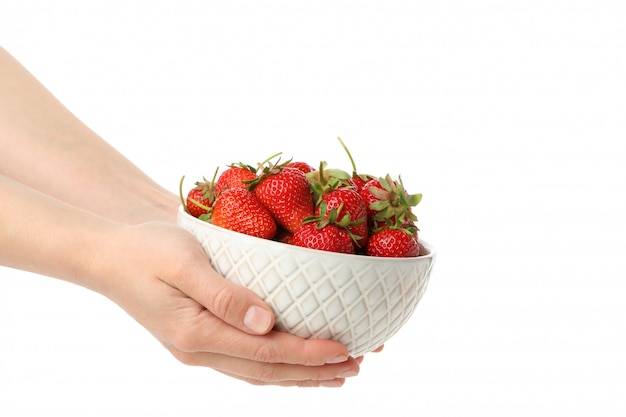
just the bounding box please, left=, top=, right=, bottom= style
left=243, top=305, right=275, bottom=334
left=319, top=379, right=345, bottom=388
left=325, top=354, right=350, bottom=364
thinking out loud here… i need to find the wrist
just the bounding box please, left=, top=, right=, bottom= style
left=124, top=189, right=180, bottom=225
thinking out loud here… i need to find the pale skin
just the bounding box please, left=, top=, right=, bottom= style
left=0, top=46, right=380, bottom=387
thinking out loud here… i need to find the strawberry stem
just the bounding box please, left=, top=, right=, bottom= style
left=337, top=136, right=357, bottom=175
left=259, top=152, right=283, bottom=166
left=187, top=197, right=212, bottom=212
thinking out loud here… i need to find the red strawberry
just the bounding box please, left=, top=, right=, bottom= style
left=359, top=174, right=421, bottom=229
left=292, top=201, right=358, bottom=254
left=292, top=222, right=355, bottom=254
left=249, top=164, right=314, bottom=233
left=317, top=187, right=368, bottom=250
left=214, top=163, right=257, bottom=196
left=286, top=161, right=316, bottom=174
left=181, top=176, right=216, bottom=218
left=307, top=161, right=356, bottom=206
left=366, top=227, right=419, bottom=258
left=211, top=187, right=277, bottom=239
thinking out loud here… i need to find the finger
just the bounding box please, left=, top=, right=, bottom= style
left=167, top=310, right=350, bottom=366
left=215, top=354, right=360, bottom=384
left=166, top=237, right=275, bottom=335
left=217, top=370, right=348, bottom=388
left=207, top=355, right=358, bottom=385
left=168, top=345, right=360, bottom=386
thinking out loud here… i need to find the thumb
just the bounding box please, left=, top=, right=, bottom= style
left=173, top=248, right=275, bottom=335
left=197, top=269, right=275, bottom=335
left=209, top=280, right=275, bottom=335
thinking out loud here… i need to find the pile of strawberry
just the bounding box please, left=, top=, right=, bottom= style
left=180, top=138, right=423, bottom=258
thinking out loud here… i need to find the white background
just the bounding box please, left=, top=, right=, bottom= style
left=1, top=1, right=625, bottom=416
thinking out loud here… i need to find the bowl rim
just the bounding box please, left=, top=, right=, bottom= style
left=177, top=205, right=436, bottom=262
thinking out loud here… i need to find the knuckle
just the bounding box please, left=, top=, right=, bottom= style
left=210, top=285, right=238, bottom=319
left=252, top=343, right=279, bottom=364
left=253, top=364, right=277, bottom=383
left=168, top=255, right=197, bottom=288
left=300, top=342, right=318, bottom=366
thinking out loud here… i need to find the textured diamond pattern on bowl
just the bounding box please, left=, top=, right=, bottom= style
left=178, top=207, right=435, bottom=357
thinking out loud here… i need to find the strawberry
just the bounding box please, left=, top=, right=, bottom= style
left=359, top=174, right=421, bottom=229
left=317, top=187, right=368, bottom=250
left=292, top=222, right=355, bottom=254
left=179, top=139, right=426, bottom=258
left=180, top=174, right=217, bottom=219
left=248, top=162, right=314, bottom=233
left=366, top=227, right=419, bottom=258
left=292, top=201, right=358, bottom=254
left=306, top=161, right=367, bottom=248
left=286, top=161, right=316, bottom=174
left=337, top=136, right=375, bottom=191
left=307, top=161, right=356, bottom=203
left=211, top=187, right=277, bottom=239
left=214, top=163, right=257, bottom=196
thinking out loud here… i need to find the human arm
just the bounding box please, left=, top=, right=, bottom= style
left=0, top=174, right=359, bottom=386
left=0, top=46, right=178, bottom=225
left=0, top=46, right=361, bottom=386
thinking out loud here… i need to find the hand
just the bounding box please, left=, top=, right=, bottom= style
left=90, top=221, right=361, bottom=387
left=0, top=46, right=365, bottom=387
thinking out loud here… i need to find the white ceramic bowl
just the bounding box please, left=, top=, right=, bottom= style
left=177, top=206, right=436, bottom=357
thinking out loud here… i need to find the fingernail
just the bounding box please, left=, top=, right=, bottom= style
left=326, top=354, right=349, bottom=364
left=336, top=369, right=358, bottom=378
left=244, top=306, right=272, bottom=334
